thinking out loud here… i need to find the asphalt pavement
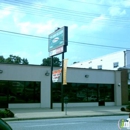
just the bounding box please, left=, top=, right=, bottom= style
left=2, top=106, right=129, bottom=121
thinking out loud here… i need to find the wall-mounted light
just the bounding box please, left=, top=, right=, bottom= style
left=85, top=75, right=89, bottom=78
left=118, top=83, right=121, bottom=87
left=0, top=70, right=3, bottom=74
left=45, top=71, right=49, bottom=76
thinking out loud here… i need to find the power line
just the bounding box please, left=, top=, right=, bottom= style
left=0, top=29, right=47, bottom=39
left=68, top=0, right=130, bottom=8
left=0, top=1, right=130, bottom=47
left=69, top=40, right=130, bottom=50
left=0, top=29, right=130, bottom=50
left=0, top=0, right=130, bottom=26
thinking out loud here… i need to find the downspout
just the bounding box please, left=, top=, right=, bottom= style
left=124, top=50, right=126, bottom=67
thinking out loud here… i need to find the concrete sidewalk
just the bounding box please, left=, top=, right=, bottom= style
left=2, top=106, right=129, bottom=121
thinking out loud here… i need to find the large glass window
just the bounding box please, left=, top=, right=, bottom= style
left=87, top=84, right=98, bottom=102
left=52, top=83, right=61, bottom=102
left=128, top=85, right=130, bottom=101
left=98, top=84, right=114, bottom=102
left=65, top=83, right=87, bottom=102
left=0, top=81, right=8, bottom=108
left=52, top=83, right=114, bottom=103
left=0, top=80, right=41, bottom=105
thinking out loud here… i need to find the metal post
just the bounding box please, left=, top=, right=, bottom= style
left=61, top=53, right=64, bottom=111
left=50, top=56, right=53, bottom=109
left=65, top=103, right=67, bottom=115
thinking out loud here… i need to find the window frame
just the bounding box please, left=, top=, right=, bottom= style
left=113, top=62, right=119, bottom=68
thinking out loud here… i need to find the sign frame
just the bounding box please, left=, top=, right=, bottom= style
left=48, top=26, right=68, bottom=56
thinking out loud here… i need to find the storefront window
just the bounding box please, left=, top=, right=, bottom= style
left=52, top=83, right=114, bottom=103
left=128, top=85, right=130, bottom=101
left=0, top=81, right=8, bottom=108
left=52, top=83, right=61, bottom=102
left=87, top=84, right=98, bottom=102
left=98, top=84, right=114, bottom=102
left=0, top=80, right=41, bottom=107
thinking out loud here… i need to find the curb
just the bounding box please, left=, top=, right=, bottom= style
left=2, top=113, right=128, bottom=121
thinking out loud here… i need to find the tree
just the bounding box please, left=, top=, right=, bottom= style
left=22, top=58, right=29, bottom=64
left=0, top=55, right=29, bottom=65
left=41, top=57, right=61, bottom=67
left=0, top=56, right=5, bottom=63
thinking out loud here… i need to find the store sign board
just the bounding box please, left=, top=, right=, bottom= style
left=48, top=26, right=68, bottom=56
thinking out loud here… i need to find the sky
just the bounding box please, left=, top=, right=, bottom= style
left=0, top=0, right=130, bottom=66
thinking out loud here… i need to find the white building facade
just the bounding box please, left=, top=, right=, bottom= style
left=70, top=50, right=130, bottom=70
left=0, top=63, right=122, bottom=109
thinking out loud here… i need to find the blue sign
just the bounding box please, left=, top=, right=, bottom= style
left=48, top=26, right=68, bottom=52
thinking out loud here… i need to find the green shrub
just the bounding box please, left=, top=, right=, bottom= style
left=126, top=105, right=130, bottom=110
left=0, top=110, right=6, bottom=118
left=121, top=107, right=126, bottom=111
left=0, top=109, right=14, bottom=118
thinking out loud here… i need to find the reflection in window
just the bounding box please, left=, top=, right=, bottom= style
left=98, top=84, right=114, bottom=102
left=128, top=85, right=130, bottom=101
left=87, top=84, right=98, bottom=102
left=52, top=83, right=61, bottom=102
left=52, top=83, right=114, bottom=103
left=0, top=80, right=41, bottom=105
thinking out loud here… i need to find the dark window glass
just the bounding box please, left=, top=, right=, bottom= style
left=113, top=62, right=119, bottom=68
left=98, top=84, right=114, bottom=102
left=70, top=83, right=87, bottom=102
left=52, top=83, right=61, bottom=102
left=128, top=85, right=130, bottom=101
left=0, top=80, right=41, bottom=105
left=0, top=81, right=8, bottom=108
left=52, top=83, right=88, bottom=103
left=52, top=83, right=114, bottom=103
left=23, top=82, right=41, bottom=103
left=87, top=84, right=98, bottom=102
left=97, top=65, right=102, bottom=69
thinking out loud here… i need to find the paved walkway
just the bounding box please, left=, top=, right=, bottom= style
left=2, top=106, right=129, bottom=121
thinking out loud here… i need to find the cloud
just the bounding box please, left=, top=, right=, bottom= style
left=68, top=24, right=78, bottom=38
left=0, top=6, right=12, bottom=19
left=35, top=20, right=58, bottom=35
left=36, top=51, right=43, bottom=57
left=15, top=19, right=59, bottom=35
left=32, top=1, right=45, bottom=9
left=113, top=0, right=130, bottom=8
left=17, top=22, right=32, bottom=34
left=80, top=15, right=108, bottom=31
left=123, top=0, right=130, bottom=7
left=109, top=6, right=126, bottom=16
left=13, top=51, right=30, bottom=58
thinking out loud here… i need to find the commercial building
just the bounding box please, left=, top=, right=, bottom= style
left=69, top=50, right=130, bottom=70
left=69, top=50, right=130, bottom=105
left=0, top=63, right=126, bottom=109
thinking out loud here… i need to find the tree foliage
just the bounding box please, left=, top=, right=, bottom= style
left=0, top=55, right=29, bottom=65
left=41, top=57, right=61, bottom=67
